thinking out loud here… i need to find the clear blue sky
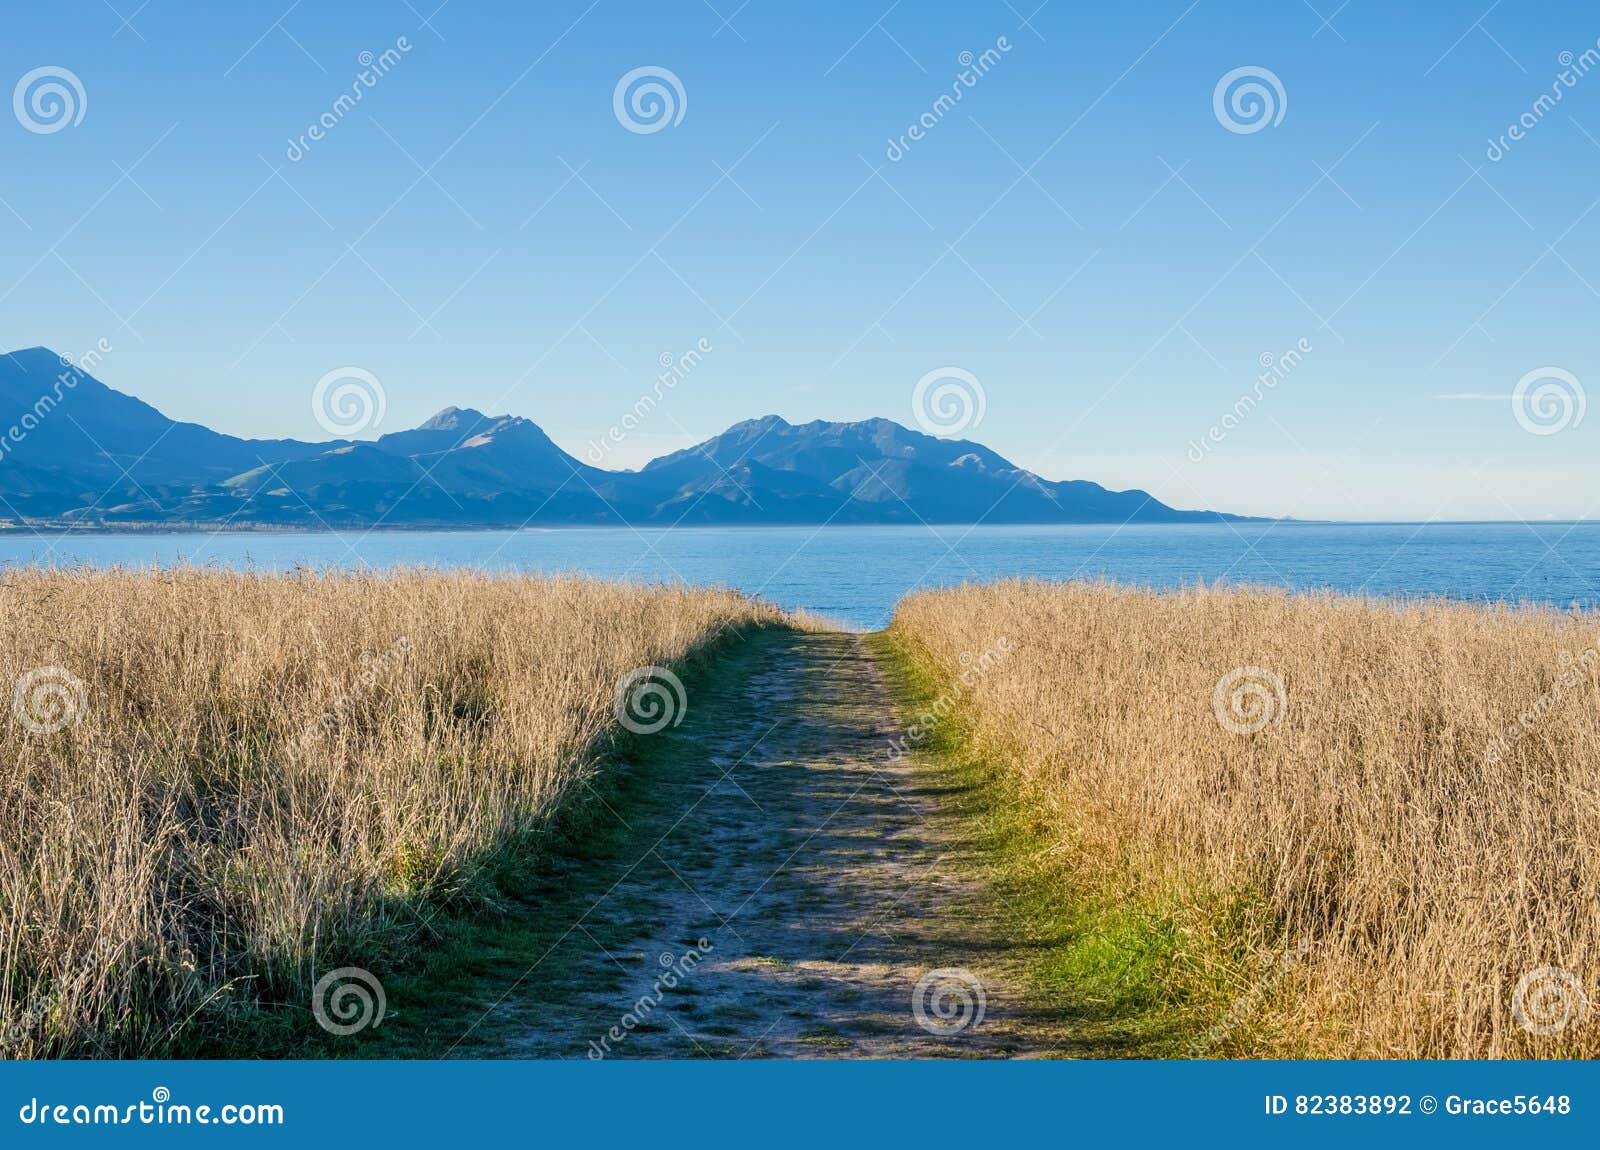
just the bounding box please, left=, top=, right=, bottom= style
left=3, top=1, right=1598, bottom=519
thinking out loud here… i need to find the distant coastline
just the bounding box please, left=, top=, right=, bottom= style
left=0, top=514, right=1273, bottom=535
left=9, top=519, right=1600, bottom=535
left=1, top=345, right=1246, bottom=530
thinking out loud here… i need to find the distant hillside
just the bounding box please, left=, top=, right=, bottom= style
left=0, top=347, right=1247, bottom=528
left=635, top=414, right=1220, bottom=524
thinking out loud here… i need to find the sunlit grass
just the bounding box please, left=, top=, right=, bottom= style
left=0, top=566, right=781, bottom=1057
left=888, top=579, right=1600, bottom=1058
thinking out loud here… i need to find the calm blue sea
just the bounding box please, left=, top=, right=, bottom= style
left=2, top=523, right=1596, bottom=630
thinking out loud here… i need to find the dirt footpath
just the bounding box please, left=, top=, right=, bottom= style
left=466, top=628, right=1096, bottom=1059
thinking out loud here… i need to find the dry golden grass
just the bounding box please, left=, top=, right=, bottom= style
left=889, top=579, right=1600, bottom=1058
left=0, top=567, right=780, bottom=1057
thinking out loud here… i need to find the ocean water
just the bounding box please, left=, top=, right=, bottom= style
left=2, top=522, right=1596, bottom=631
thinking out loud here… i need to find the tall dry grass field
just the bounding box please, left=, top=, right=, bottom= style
left=889, top=580, right=1600, bottom=1058
left=0, top=567, right=778, bottom=1057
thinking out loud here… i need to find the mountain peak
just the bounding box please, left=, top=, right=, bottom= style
left=417, top=405, right=491, bottom=432
left=727, top=414, right=789, bottom=433
left=0, top=349, right=1242, bottom=526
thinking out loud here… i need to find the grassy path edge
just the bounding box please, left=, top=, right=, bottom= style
left=227, top=618, right=1271, bottom=1059
left=870, top=625, right=1246, bottom=1059
left=205, top=620, right=787, bottom=1059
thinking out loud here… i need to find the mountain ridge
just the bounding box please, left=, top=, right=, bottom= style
left=0, top=346, right=1251, bottom=528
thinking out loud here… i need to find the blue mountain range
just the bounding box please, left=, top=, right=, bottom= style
left=0, top=347, right=1244, bottom=527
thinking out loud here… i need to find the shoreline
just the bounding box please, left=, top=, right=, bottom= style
left=3, top=518, right=1598, bottom=536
